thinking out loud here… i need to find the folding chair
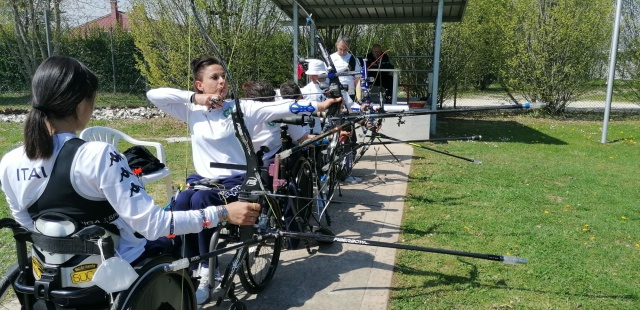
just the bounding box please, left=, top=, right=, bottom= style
left=79, top=126, right=173, bottom=201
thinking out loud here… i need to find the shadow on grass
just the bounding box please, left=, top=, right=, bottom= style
left=435, top=117, right=567, bottom=145
left=393, top=260, right=638, bottom=302
left=400, top=223, right=534, bottom=239
left=405, top=190, right=465, bottom=206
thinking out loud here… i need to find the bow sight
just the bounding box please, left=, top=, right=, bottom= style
left=325, top=81, right=343, bottom=99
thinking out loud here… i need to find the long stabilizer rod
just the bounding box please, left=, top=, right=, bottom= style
left=333, top=102, right=547, bottom=121
left=280, top=230, right=527, bottom=265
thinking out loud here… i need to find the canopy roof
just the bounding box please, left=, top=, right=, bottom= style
left=271, top=0, right=468, bottom=26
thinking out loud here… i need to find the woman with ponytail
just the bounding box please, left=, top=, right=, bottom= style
left=0, top=56, right=259, bottom=267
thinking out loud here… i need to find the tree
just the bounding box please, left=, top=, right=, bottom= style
left=499, top=0, right=612, bottom=113
left=129, top=0, right=292, bottom=92
left=356, top=2, right=507, bottom=106
left=58, top=26, right=143, bottom=93
left=0, top=0, right=63, bottom=90
left=454, top=0, right=511, bottom=91
left=370, top=23, right=435, bottom=100
left=0, top=23, right=26, bottom=91
left=618, top=0, right=640, bottom=103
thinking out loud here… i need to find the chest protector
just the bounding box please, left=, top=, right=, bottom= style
left=28, top=138, right=119, bottom=288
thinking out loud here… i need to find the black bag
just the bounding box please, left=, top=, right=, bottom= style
left=123, top=145, right=165, bottom=175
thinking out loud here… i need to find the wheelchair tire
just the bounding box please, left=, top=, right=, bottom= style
left=112, top=263, right=196, bottom=310
left=238, top=235, right=282, bottom=294
left=0, top=263, right=19, bottom=307
left=292, top=156, right=315, bottom=230
left=238, top=207, right=283, bottom=294
left=229, top=301, right=247, bottom=310
left=325, top=132, right=341, bottom=200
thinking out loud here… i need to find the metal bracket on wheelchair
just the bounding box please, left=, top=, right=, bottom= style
left=33, top=268, right=57, bottom=301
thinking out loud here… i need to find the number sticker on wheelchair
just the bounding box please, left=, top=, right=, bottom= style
left=32, top=256, right=44, bottom=279
left=70, top=263, right=98, bottom=284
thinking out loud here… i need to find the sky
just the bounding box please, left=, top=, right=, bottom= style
left=61, top=0, right=133, bottom=26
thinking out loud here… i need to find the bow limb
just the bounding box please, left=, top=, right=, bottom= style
left=190, top=0, right=272, bottom=233
left=189, top=0, right=236, bottom=89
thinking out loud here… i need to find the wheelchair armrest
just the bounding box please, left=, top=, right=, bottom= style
left=0, top=217, right=20, bottom=229
left=0, top=218, right=30, bottom=238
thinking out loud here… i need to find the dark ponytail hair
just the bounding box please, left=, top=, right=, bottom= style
left=190, top=56, right=222, bottom=94
left=24, top=56, right=98, bottom=160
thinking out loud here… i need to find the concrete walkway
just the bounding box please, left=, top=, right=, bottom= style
left=207, top=143, right=414, bottom=310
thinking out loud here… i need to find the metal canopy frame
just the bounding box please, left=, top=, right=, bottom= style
left=272, top=0, right=468, bottom=25
left=273, top=0, right=468, bottom=134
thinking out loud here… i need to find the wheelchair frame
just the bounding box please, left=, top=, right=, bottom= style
left=0, top=218, right=197, bottom=310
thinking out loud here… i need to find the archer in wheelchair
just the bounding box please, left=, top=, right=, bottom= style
left=145, top=56, right=342, bottom=305
left=0, top=56, right=260, bottom=309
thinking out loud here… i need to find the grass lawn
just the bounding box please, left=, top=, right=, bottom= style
left=390, top=113, right=640, bottom=309
left=0, top=112, right=639, bottom=309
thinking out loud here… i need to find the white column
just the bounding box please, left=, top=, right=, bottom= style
left=292, top=1, right=299, bottom=83
left=430, top=0, right=444, bottom=134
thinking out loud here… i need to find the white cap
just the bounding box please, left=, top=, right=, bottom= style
left=305, top=59, right=327, bottom=75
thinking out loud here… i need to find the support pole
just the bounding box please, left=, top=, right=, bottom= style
left=309, top=22, right=316, bottom=59
left=44, top=9, right=53, bottom=57
left=293, top=1, right=299, bottom=83
left=430, top=0, right=444, bottom=135
left=601, top=0, right=623, bottom=143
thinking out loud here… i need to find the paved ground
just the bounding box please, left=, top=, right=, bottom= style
left=206, top=143, right=414, bottom=310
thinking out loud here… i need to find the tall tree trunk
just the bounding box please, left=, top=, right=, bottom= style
left=52, top=0, right=62, bottom=55
left=27, top=0, right=46, bottom=60
left=9, top=0, right=35, bottom=79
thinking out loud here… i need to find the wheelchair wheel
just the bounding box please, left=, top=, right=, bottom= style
left=112, top=260, right=196, bottom=310
left=322, top=131, right=343, bottom=204
left=292, top=156, right=315, bottom=230
left=0, top=263, right=19, bottom=307
left=229, top=301, right=247, bottom=310
left=238, top=204, right=283, bottom=294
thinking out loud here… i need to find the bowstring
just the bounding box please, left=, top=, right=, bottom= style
left=183, top=2, right=193, bottom=194
left=174, top=1, right=195, bottom=308
left=225, top=0, right=249, bottom=75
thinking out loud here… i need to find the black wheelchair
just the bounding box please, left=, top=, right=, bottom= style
left=271, top=125, right=335, bottom=253
left=0, top=216, right=196, bottom=310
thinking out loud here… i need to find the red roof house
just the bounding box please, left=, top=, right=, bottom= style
left=75, top=0, right=130, bottom=33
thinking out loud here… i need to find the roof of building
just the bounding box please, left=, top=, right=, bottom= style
left=74, top=1, right=130, bottom=32
left=270, top=0, right=469, bottom=26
